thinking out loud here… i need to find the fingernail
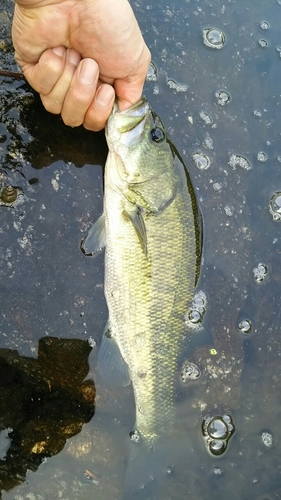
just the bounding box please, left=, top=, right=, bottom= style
left=67, top=49, right=81, bottom=66
left=96, top=85, right=115, bottom=107
left=79, top=59, right=97, bottom=85
left=52, top=46, right=65, bottom=57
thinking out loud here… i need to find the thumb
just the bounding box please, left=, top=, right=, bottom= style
left=115, top=77, right=145, bottom=111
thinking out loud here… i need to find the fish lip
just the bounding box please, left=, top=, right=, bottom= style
left=112, top=99, right=150, bottom=127
left=107, top=98, right=151, bottom=147
left=118, top=98, right=149, bottom=117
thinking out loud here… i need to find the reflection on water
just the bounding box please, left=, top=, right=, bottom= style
left=0, top=337, right=95, bottom=494
left=1, top=0, right=281, bottom=498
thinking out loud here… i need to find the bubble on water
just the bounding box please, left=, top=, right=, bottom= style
left=259, top=39, right=268, bottom=48
left=222, top=414, right=231, bottom=425
left=257, top=152, right=267, bottom=162
left=229, top=154, right=252, bottom=170
left=209, top=439, right=226, bottom=456
left=261, top=431, right=273, bottom=448
left=203, top=28, right=226, bottom=49
left=192, top=152, right=211, bottom=170
left=213, top=467, right=223, bottom=476
left=130, top=430, right=141, bottom=443
left=166, top=78, right=188, bottom=92
left=253, top=263, right=268, bottom=283
left=269, top=192, right=281, bottom=220
left=207, top=418, right=228, bottom=440
left=187, top=309, right=202, bottom=324
left=166, top=466, right=173, bottom=475
left=199, top=110, right=213, bottom=125
left=253, top=109, right=262, bottom=117
left=180, top=361, right=201, bottom=382
left=152, top=85, right=160, bottom=95
left=213, top=182, right=223, bottom=192
left=224, top=205, right=234, bottom=217
left=215, top=90, right=231, bottom=106
left=146, top=61, right=158, bottom=82
left=203, top=135, right=213, bottom=150
left=238, top=319, right=252, bottom=335
left=185, top=291, right=207, bottom=329
left=259, top=21, right=269, bottom=30
left=202, top=414, right=235, bottom=456
left=277, top=156, right=281, bottom=163
left=193, top=294, right=206, bottom=311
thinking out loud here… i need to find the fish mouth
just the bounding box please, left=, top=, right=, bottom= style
left=108, top=98, right=151, bottom=148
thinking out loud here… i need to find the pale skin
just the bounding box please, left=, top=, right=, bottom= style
left=12, top=0, right=151, bottom=131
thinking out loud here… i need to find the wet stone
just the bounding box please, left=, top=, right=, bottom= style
left=269, top=192, right=281, bottom=221
left=203, top=28, right=226, bottom=49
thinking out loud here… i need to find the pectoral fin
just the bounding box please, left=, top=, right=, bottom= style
left=123, top=206, right=147, bottom=257
left=98, top=323, right=131, bottom=387
left=81, top=213, right=106, bottom=255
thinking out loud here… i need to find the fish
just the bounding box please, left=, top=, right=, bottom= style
left=82, top=98, right=201, bottom=498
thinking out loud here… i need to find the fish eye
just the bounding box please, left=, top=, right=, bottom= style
left=150, top=127, right=165, bottom=143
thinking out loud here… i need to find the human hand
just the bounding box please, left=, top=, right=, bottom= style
left=12, top=0, right=151, bottom=131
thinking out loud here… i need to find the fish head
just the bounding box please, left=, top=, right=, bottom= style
left=105, top=98, right=175, bottom=186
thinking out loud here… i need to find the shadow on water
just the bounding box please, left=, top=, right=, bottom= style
left=1, top=0, right=281, bottom=498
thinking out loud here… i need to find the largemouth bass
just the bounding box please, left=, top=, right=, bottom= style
left=83, top=98, right=200, bottom=497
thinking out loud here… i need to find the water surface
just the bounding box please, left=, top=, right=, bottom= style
left=1, top=0, right=281, bottom=498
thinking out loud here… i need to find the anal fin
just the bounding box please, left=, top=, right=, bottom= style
left=98, top=323, right=131, bottom=387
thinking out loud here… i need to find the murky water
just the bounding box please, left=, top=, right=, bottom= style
left=1, top=0, right=281, bottom=499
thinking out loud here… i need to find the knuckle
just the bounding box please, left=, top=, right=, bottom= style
left=40, top=96, right=61, bottom=115
left=61, top=113, right=82, bottom=128
left=84, top=107, right=106, bottom=132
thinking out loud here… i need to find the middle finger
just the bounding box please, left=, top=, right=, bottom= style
left=61, top=59, right=100, bottom=128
